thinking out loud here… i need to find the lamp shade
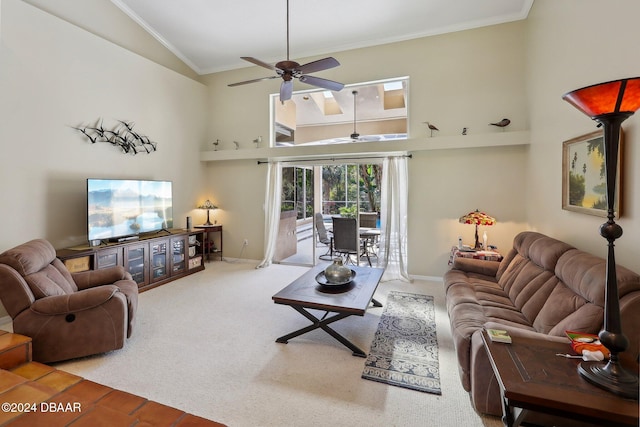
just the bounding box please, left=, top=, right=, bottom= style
left=562, top=77, right=640, bottom=118
left=459, top=209, right=496, bottom=226
left=198, top=200, right=217, bottom=210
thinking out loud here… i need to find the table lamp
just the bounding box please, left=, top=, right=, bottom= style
left=198, top=200, right=218, bottom=226
left=459, top=209, right=495, bottom=249
left=563, top=77, right=640, bottom=399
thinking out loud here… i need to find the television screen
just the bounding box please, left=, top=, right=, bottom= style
left=87, top=179, right=173, bottom=241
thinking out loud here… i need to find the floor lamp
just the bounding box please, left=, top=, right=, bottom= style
left=563, top=77, right=640, bottom=399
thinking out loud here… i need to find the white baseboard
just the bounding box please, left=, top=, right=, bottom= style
left=410, top=274, right=443, bottom=282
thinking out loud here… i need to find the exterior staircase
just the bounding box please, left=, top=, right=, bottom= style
left=0, top=330, right=225, bottom=426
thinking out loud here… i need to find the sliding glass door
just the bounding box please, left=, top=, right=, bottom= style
left=275, top=161, right=382, bottom=267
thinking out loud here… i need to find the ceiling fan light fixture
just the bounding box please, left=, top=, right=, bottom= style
left=227, top=0, right=344, bottom=102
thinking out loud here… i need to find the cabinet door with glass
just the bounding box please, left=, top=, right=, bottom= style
left=124, top=243, right=149, bottom=287
left=95, top=247, right=122, bottom=270
left=170, top=236, right=186, bottom=274
left=150, top=238, right=170, bottom=283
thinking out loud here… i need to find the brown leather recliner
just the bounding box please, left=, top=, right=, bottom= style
left=0, top=239, right=138, bottom=363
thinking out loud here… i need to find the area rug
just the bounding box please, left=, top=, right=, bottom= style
left=362, top=291, right=441, bottom=394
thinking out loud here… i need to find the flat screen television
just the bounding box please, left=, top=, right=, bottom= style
left=87, top=178, right=173, bottom=242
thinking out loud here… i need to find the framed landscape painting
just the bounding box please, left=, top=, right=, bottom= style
left=561, top=130, right=622, bottom=218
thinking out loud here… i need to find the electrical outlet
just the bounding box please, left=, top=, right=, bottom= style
left=243, top=239, right=249, bottom=246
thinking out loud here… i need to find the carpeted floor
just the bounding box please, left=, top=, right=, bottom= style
left=363, top=292, right=441, bottom=394
left=41, top=261, right=502, bottom=427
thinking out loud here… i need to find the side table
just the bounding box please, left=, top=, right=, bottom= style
left=195, top=224, right=223, bottom=261
left=448, top=246, right=503, bottom=265
left=481, top=329, right=638, bottom=427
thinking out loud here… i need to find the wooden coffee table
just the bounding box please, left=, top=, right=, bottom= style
left=272, top=264, right=384, bottom=357
left=481, top=329, right=639, bottom=427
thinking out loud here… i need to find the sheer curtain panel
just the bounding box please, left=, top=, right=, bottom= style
left=377, top=156, right=411, bottom=282
left=257, top=162, right=282, bottom=268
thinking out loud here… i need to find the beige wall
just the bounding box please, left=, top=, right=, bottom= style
left=202, top=21, right=531, bottom=274
left=525, top=0, right=640, bottom=272
left=21, top=0, right=199, bottom=81
left=0, top=0, right=209, bottom=250
left=5, top=0, right=639, bottom=286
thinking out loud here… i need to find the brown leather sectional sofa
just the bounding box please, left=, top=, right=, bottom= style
left=444, top=231, right=640, bottom=415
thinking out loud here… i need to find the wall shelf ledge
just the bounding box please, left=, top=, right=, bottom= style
left=199, top=130, right=530, bottom=162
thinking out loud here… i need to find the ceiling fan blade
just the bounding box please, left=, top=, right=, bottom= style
left=280, top=80, right=293, bottom=102
left=241, top=57, right=277, bottom=71
left=298, top=75, right=344, bottom=92
left=228, top=75, right=279, bottom=87
left=296, top=57, right=340, bottom=74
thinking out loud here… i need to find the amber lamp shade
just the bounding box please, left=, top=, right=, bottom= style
left=562, top=77, right=640, bottom=400
left=563, top=78, right=640, bottom=117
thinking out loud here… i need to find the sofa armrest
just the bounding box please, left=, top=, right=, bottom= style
left=452, top=257, right=500, bottom=277
left=72, top=266, right=133, bottom=290
left=483, top=321, right=570, bottom=345
left=30, top=285, right=119, bottom=315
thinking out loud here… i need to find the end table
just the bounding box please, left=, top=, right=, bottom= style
left=195, top=224, right=222, bottom=261
left=481, top=329, right=638, bottom=427
left=448, top=246, right=503, bottom=265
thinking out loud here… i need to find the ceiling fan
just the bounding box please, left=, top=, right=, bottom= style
left=228, top=0, right=344, bottom=102
left=348, top=90, right=380, bottom=142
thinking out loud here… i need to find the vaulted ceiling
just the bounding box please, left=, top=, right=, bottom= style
left=111, top=0, right=534, bottom=75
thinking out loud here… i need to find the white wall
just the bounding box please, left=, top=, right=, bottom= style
left=0, top=0, right=209, bottom=251
left=202, top=21, right=531, bottom=275
left=525, top=0, right=640, bottom=271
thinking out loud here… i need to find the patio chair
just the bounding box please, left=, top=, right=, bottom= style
left=332, top=217, right=359, bottom=264
left=314, top=213, right=333, bottom=260
left=359, top=212, right=378, bottom=228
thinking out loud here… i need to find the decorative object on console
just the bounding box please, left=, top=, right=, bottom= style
left=212, top=139, right=220, bottom=151
left=74, top=118, right=157, bottom=154
left=253, top=136, right=262, bottom=148
left=198, top=200, right=218, bottom=225
left=563, top=76, right=640, bottom=399
left=459, top=209, right=496, bottom=249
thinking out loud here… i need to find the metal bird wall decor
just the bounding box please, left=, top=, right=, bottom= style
left=73, top=119, right=157, bottom=154
left=490, top=118, right=511, bottom=128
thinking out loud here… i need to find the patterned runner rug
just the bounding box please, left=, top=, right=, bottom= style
left=362, top=291, right=441, bottom=394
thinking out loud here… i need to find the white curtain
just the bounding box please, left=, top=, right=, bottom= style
left=377, top=156, right=411, bottom=282
left=257, top=162, right=282, bottom=268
